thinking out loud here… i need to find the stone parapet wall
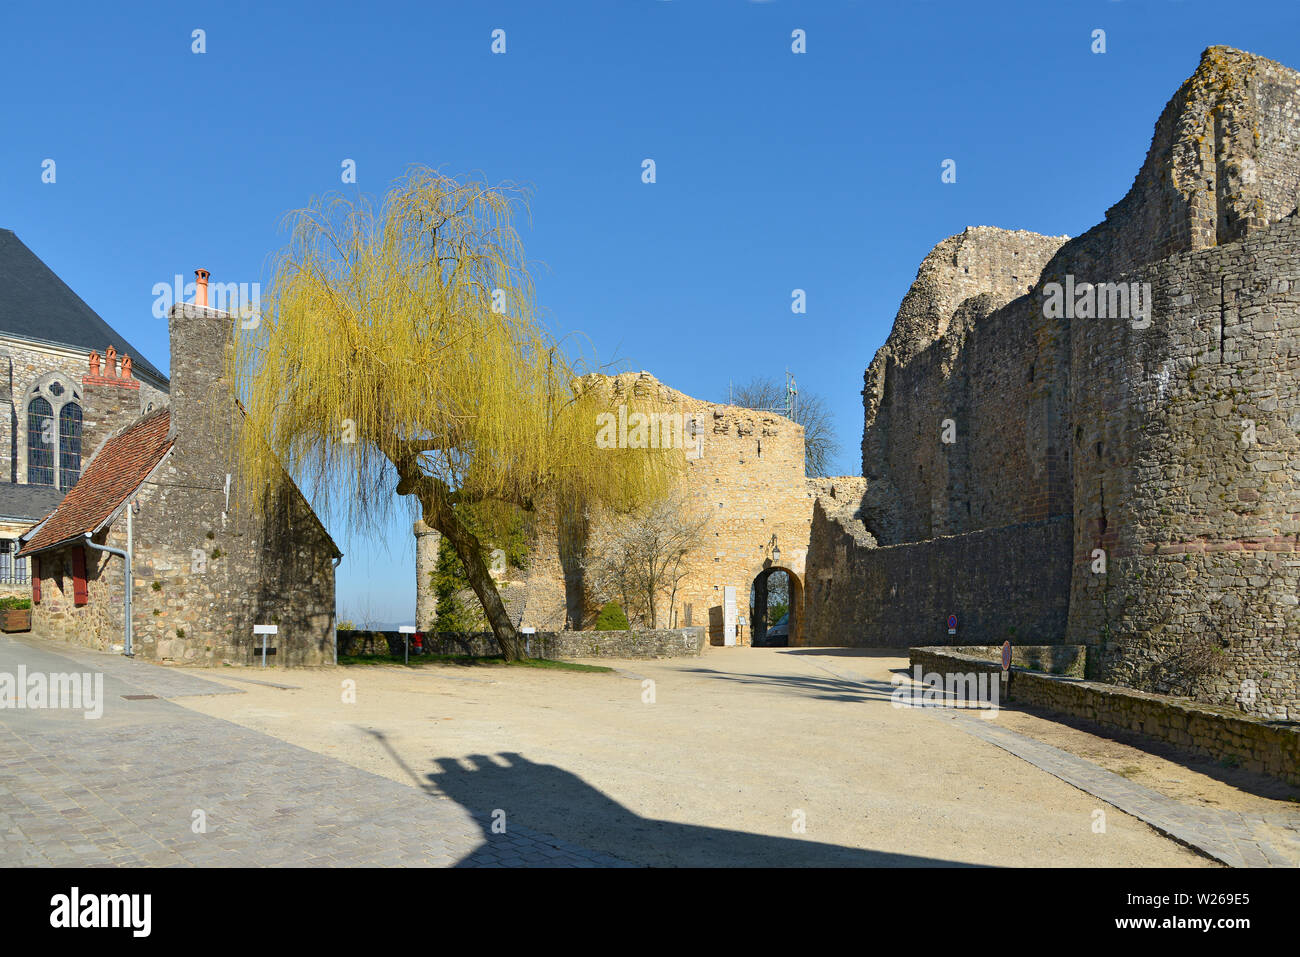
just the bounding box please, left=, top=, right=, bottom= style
left=337, top=626, right=706, bottom=660
left=942, top=644, right=1087, bottom=677
left=910, top=647, right=1300, bottom=787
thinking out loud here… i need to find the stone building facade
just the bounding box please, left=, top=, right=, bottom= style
left=807, top=47, right=1300, bottom=718
left=0, top=229, right=169, bottom=595
left=18, top=282, right=341, bottom=666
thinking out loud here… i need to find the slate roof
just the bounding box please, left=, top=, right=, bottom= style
left=18, top=408, right=173, bottom=556
left=0, top=229, right=167, bottom=385
left=0, top=484, right=66, bottom=524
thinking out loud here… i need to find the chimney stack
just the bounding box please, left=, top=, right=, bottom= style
left=167, top=268, right=236, bottom=479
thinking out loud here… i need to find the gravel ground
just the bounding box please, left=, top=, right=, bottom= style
left=176, top=646, right=1211, bottom=867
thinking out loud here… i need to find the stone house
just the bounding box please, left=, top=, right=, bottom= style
left=16, top=268, right=341, bottom=666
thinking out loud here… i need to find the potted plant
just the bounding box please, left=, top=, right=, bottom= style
left=0, top=596, right=32, bottom=632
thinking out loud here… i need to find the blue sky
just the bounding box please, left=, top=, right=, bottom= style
left=4, top=0, right=1299, bottom=624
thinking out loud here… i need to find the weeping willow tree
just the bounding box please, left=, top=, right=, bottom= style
left=230, top=168, right=682, bottom=660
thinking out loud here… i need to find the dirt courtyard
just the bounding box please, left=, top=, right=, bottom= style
left=166, top=646, right=1298, bottom=866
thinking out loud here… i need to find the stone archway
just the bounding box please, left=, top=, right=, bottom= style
left=750, top=565, right=804, bottom=646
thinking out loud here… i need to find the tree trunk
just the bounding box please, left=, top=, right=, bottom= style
left=431, top=502, right=526, bottom=661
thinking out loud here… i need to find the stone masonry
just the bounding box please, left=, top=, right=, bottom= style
left=808, top=47, right=1300, bottom=719
left=22, top=300, right=341, bottom=667
left=419, top=371, right=862, bottom=647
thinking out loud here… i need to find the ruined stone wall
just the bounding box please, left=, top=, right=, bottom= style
left=805, top=507, right=1072, bottom=648
left=910, top=647, right=1300, bottom=787
left=860, top=228, right=1068, bottom=543
left=821, top=47, right=1300, bottom=717
left=1068, top=213, right=1300, bottom=718
left=477, top=372, right=861, bottom=647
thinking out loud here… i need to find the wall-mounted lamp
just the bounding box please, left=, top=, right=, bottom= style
left=770, top=534, right=781, bottom=565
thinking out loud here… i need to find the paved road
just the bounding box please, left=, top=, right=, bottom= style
left=0, top=636, right=624, bottom=867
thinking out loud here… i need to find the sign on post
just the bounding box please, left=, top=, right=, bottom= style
left=399, top=625, right=416, bottom=664
left=723, top=586, right=737, bottom=646
left=253, top=624, right=277, bottom=668
left=1001, top=640, right=1012, bottom=672
left=947, top=615, right=957, bottom=636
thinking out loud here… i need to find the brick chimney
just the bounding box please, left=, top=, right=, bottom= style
left=81, top=345, right=143, bottom=458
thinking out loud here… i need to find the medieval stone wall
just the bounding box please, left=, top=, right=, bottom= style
left=860, top=228, right=1068, bottom=544
left=804, top=509, right=1072, bottom=648
left=815, top=46, right=1300, bottom=718
left=442, top=372, right=861, bottom=647
left=1068, top=213, right=1300, bottom=717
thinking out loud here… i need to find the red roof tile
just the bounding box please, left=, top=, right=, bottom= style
left=19, top=408, right=173, bottom=556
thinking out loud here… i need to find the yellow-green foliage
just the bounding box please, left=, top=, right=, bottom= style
left=229, top=167, right=681, bottom=549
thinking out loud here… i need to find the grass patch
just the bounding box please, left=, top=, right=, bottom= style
left=337, top=653, right=612, bottom=674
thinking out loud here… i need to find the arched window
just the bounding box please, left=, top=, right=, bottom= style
left=27, top=397, right=54, bottom=486
left=59, top=402, right=82, bottom=489
left=25, top=375, right=83, bottom=490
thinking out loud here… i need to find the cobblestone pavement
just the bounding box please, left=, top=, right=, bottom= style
left=810, top=657, right=1300, bottom=868
left=0, top=636, right=628, bottom=867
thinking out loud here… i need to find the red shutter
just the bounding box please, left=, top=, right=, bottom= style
left=72, top=548, right=88, bottom=606
left=31, top=556, right=40, bottom=604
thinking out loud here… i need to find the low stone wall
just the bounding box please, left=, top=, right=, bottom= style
left=909, top=647, right=1300, bottom=786
left=337, top=627, right=705, bottom=660
left=945, top=644, right=1086, bottom=677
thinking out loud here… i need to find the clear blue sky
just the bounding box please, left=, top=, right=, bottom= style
left=4, top=0, right=1298, bottom=624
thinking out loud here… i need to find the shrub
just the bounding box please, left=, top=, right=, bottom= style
left=0, top=597, right=31, bottom=610
left=594, top=601, right=630, bottom=631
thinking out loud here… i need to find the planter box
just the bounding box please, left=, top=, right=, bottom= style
left=1, top=608, right=31, bottom=632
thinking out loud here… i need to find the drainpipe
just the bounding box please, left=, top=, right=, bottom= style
left=331, top=553, right=343, bottom=665
left=84, top=527, right=132, bottom=657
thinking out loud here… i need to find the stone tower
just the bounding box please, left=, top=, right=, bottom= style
left=414, top=520, right=440, bottom=631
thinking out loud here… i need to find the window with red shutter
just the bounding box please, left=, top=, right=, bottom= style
left=31, top=556, right=41, bottom=604
left=72, top=548, right=88, bottom=606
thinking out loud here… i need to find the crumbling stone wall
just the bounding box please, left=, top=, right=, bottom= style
left=819, top=47, right=1300, bottom=718
left=860, top=228, right=1069, bottom=544
left=804, top=510, right=1072, bottom=648
left=432, top=371, right=861, bottom=647
left=1069, top=213, right=1300, bottom=717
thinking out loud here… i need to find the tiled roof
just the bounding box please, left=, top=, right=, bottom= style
left=0, top=484, right=66, bottom=524
left=0, top=228, right=167, bottom=385
left=19, top=409, right=173, bottom=556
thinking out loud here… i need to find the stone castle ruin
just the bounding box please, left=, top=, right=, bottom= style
left=415, top=47, right=1300, bottom=720
left=417, top=370, right=862, bottom=647
left=809, top=46, right=1300, bottom=718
